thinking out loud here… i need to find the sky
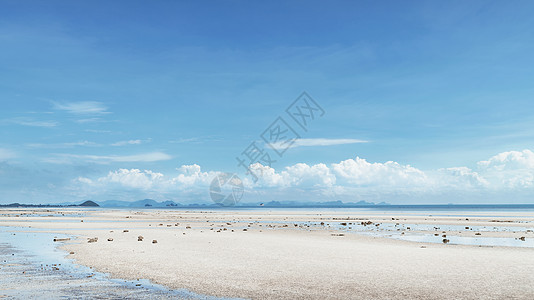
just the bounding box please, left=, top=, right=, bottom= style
left=1, top=0, right=534, bottom=204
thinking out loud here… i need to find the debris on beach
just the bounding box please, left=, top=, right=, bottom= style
left=138, top=236, right=144, bottom=241
left=123, top=230, right=129, bottom=232
left=152, top=240, right=158, bottom=244
left=519, top=236, right=526, bottom=241
left=53, top=238, right=70, bottom=242
left=87, top=237, right=98, bottom=243
left=442, top=239, right=450, bottom=244
left=107, top=238, right=114, bottom=242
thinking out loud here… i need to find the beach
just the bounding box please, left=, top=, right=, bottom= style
left=1, top=207, right=534, bottom=299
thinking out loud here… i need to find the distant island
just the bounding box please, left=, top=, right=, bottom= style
left=0, top=200, right=99, bottom=208
left=0, top=199, right=390, bottom=208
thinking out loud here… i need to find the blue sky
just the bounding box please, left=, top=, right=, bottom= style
left=1, top=1, right=534, bottom=204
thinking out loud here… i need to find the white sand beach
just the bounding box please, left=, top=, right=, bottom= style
left=1, top=208, right=534, bottom=299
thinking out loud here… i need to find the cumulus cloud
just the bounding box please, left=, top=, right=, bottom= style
left=331, top=157, right=427, bottom=187
left=69, top=149, right=534, bottom=203
left=476, top=150, right=534, bottom=188
left=74, top=165, right=218, bottom=199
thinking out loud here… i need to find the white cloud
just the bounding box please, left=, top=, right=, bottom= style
left=0, top=148, right=16, bottom=161
left=331, top=157, right=427, bottom=187
left=101, top=169, right=164, bottom=189
left=45, top=151, right=172, bottom=164
left=268, top=138, right=367, bottom=150
left=292, top=138, right=368, bottom=147
left=75, top=165, right=217, bottom=194
left=111, top=140, right=143, bottom=146
left=53, top=101, right=110, bottom=115
left=27, top=141, right=99, bottom=149
left=6, top=118, right=58, bottom=127
left=69, top=149, right=534, bottom=203
left=475, top=150, right=534, bottom=188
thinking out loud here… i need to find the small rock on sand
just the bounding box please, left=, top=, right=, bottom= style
left=107, top=238, right=113, bottom=242
left=53, top=238, right=70, bottom=242
left=152, top=240, right=158, bottom=244
left=87, top=237, right=98, bottom=243
left=123, top=230, right=129, bottom=233
left=138, top=236, right=144, bottom=241
left=442, top=238, right=450, bottom=244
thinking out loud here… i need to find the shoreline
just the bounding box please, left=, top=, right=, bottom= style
left=2, top=207, right=534, bottom=299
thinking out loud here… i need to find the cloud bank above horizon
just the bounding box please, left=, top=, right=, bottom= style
left=65, top=149, right=534, bottom=204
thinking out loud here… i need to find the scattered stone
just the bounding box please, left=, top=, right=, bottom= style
left=475, top=233, right=481, bottom=236
left=442, top=238, right=450, bottom=244
left=519, top=236, right=526, bottom=241
left=53, top=238, right=70, bottom=242
left=331, top=233, right=345, bottom=237
left=123, top=230, right=129, bottom=233
left=420, top=245, right=427, bottom=248
left=138, top=236, right=144, bottom=241
left=87, top=237, right=98, bottom=243
left=152, top=240, right=158, bottom=244
left=69, top=251, right=75, bottom=254
left=243, top=229, right=248, bottom=231
left=340, top=222, right=347, bottom=226
left=107, top=238, right=113, bottom=242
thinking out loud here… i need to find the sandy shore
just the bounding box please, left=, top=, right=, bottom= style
left=2, top=208, right=534, bottom=299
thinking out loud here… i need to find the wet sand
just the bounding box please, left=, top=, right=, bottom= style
left=2, top=208, right=534, bottom=299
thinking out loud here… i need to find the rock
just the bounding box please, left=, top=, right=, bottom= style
left=475, top=233, right=481, bottom=235
left=138, top=236, right=144, bottom=241
left=340, top=222, right=347, bottom=226
left=53, top=238, right=70, bottom=242
left=69, top=251, right=75, bottom=254
left=107, top=238, right=113, bottom=242
left=442, top=238, right=450, bottom=244
left=123, top=230, right=129, bottom=233
left=519, top=236, right=526, bottom=241
left=152, top=240, right=158, bottom=244
left=87, top=237, right=98, bottom=243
